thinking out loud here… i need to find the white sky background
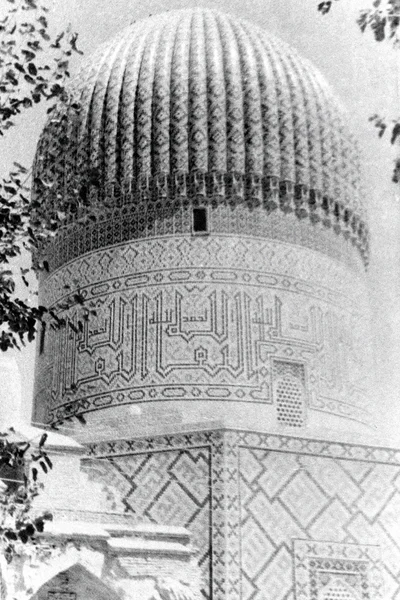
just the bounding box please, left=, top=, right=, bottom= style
left=1, top=0, right=399, bottom=440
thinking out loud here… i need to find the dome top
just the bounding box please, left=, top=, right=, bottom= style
left=34, top=8, right=368, bottom=265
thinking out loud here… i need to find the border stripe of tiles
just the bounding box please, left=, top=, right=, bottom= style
left=86, top=429, right=400, bottom=465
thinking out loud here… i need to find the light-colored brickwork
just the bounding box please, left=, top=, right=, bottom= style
left=86, top=429, right=400, bottom=600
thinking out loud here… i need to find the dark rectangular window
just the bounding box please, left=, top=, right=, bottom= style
left=192, top=207, right=208, bottom=234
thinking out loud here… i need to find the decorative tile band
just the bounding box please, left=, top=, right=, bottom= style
left=86, top=429, right=400, bottom=466
left=36, top=176, right=368, bottom=271
left=34, top=235, right=372, bottom=428
left=294, top=540, right=382, bottom=600
left=83, top=428, right=400, bottom=600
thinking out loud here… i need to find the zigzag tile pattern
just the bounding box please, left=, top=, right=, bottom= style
left=32, top=8, right=369, bottom=266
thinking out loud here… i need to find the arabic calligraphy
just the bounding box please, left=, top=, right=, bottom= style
left=42, top=277, right=370, bottom=421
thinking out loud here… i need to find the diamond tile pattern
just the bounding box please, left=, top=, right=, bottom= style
left=239, top=447, right=400, bottom=600
left=33, top=8, right=369, bottom=270
left=85, top=430, right=400, bottom=600
left=107, top=447, right=211, bottom=599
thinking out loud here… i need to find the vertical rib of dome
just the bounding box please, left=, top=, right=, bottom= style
left=303, top=60, right=335, bottom=202
left=336, top=110, right=353, bottom=209
left=348, top=134, right=363, bottom=215
left=215, top=13, right=245, bottom=174
left=32, top=8, right=369, bottom=268
left=88, top=38, right=126, bottom=183
left=169, top=13, right=190, bottom=175
left=188, top=11, right=208, bottom=173
left=231, top=19, right=264, bottom=176
left=203, top=10, right=227, bottom=174
left=135, top=24, right=163, bottom=178
left=102, top=33, right=134, bottom=186
left=151, top=17, right=176, bottom=175
left=239, top=21, right=280, bottom=180
left=271, top=40, right=310, bottom=188
left=75, top=46, right=109, bottom=181
left=324, top=89, right=345, bottom=204
left=286, top=53, right=323, bottom=193
left=260, top=38, right=295, bottom=183
left=120, top=26, right=149, bottom=183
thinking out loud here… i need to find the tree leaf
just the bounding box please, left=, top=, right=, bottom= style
left=39, top=461, right=48, bottom=473
left=390, top=122, right=400, bottom=144
left=27, top=62, right=37, bottom=76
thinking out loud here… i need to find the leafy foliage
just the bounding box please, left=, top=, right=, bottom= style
left=318, top=0, right=400, bottom=182
left=317, top=1, right=340, bottom=16
left=319, top=0, right=400, bottom=41
left=0, top=0, right=87, bottom=564
left=0, top=428, right=53, bottom=563
left=0, top=0, right=83, bottom=351
left=356, top=0, right=400, bottom=44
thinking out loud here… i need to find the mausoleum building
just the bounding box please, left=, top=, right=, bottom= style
left=8, top=7, right=400, bottom=600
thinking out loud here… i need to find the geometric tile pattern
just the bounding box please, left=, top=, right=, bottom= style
left=85, top=430, right=225, bottom=599
left=239, top=447, right=400, bottom=600
left=87, top=429, right=400, bottom=600
left=34, top=233, right=372, bottom=429
left=104, top=447, right=211, bottom=599
left=42, top=233, right=366, bottom=310
left=33, top=10, right=368, bottom=267
left=293, top=540, right=382, bottom=600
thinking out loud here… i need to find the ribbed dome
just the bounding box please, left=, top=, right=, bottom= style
left=33, top=8, right=368, bottom=264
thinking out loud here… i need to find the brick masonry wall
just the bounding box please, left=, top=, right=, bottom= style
left=86, top=429, right=400, bottom=600
left=84, top=433, right=219, bottom=599
left=239, top=446, right=400, bottom=600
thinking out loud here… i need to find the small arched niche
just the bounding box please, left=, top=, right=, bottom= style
left=30, top=563, right=120, bottom=600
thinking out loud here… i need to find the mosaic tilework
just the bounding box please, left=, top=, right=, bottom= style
left=39, top=199, right=367, bottom=272
left=38, top=281, right=370, bottom=426
left=294, top=540, right=382, bottom=600
left=85, top=430, right=224, bottom=600
left=34, top=236, right=372, bottom=428
left=108, top=448, right=211, bottom=598
left=86, top=430, right=400, bottom=600
left=238, top=443, right=400, bottom=600
left=40, top=235, right=366, bottom=307
left=32, top=9, right=369, bottom=266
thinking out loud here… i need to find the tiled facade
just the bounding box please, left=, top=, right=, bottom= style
left=34, top=234, right=372, bottom=431
left=86, top=429, right=400, bottom=600
left=33, top=10, right=369, bottom=268
left=29, top=8, right=398, bottom=600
